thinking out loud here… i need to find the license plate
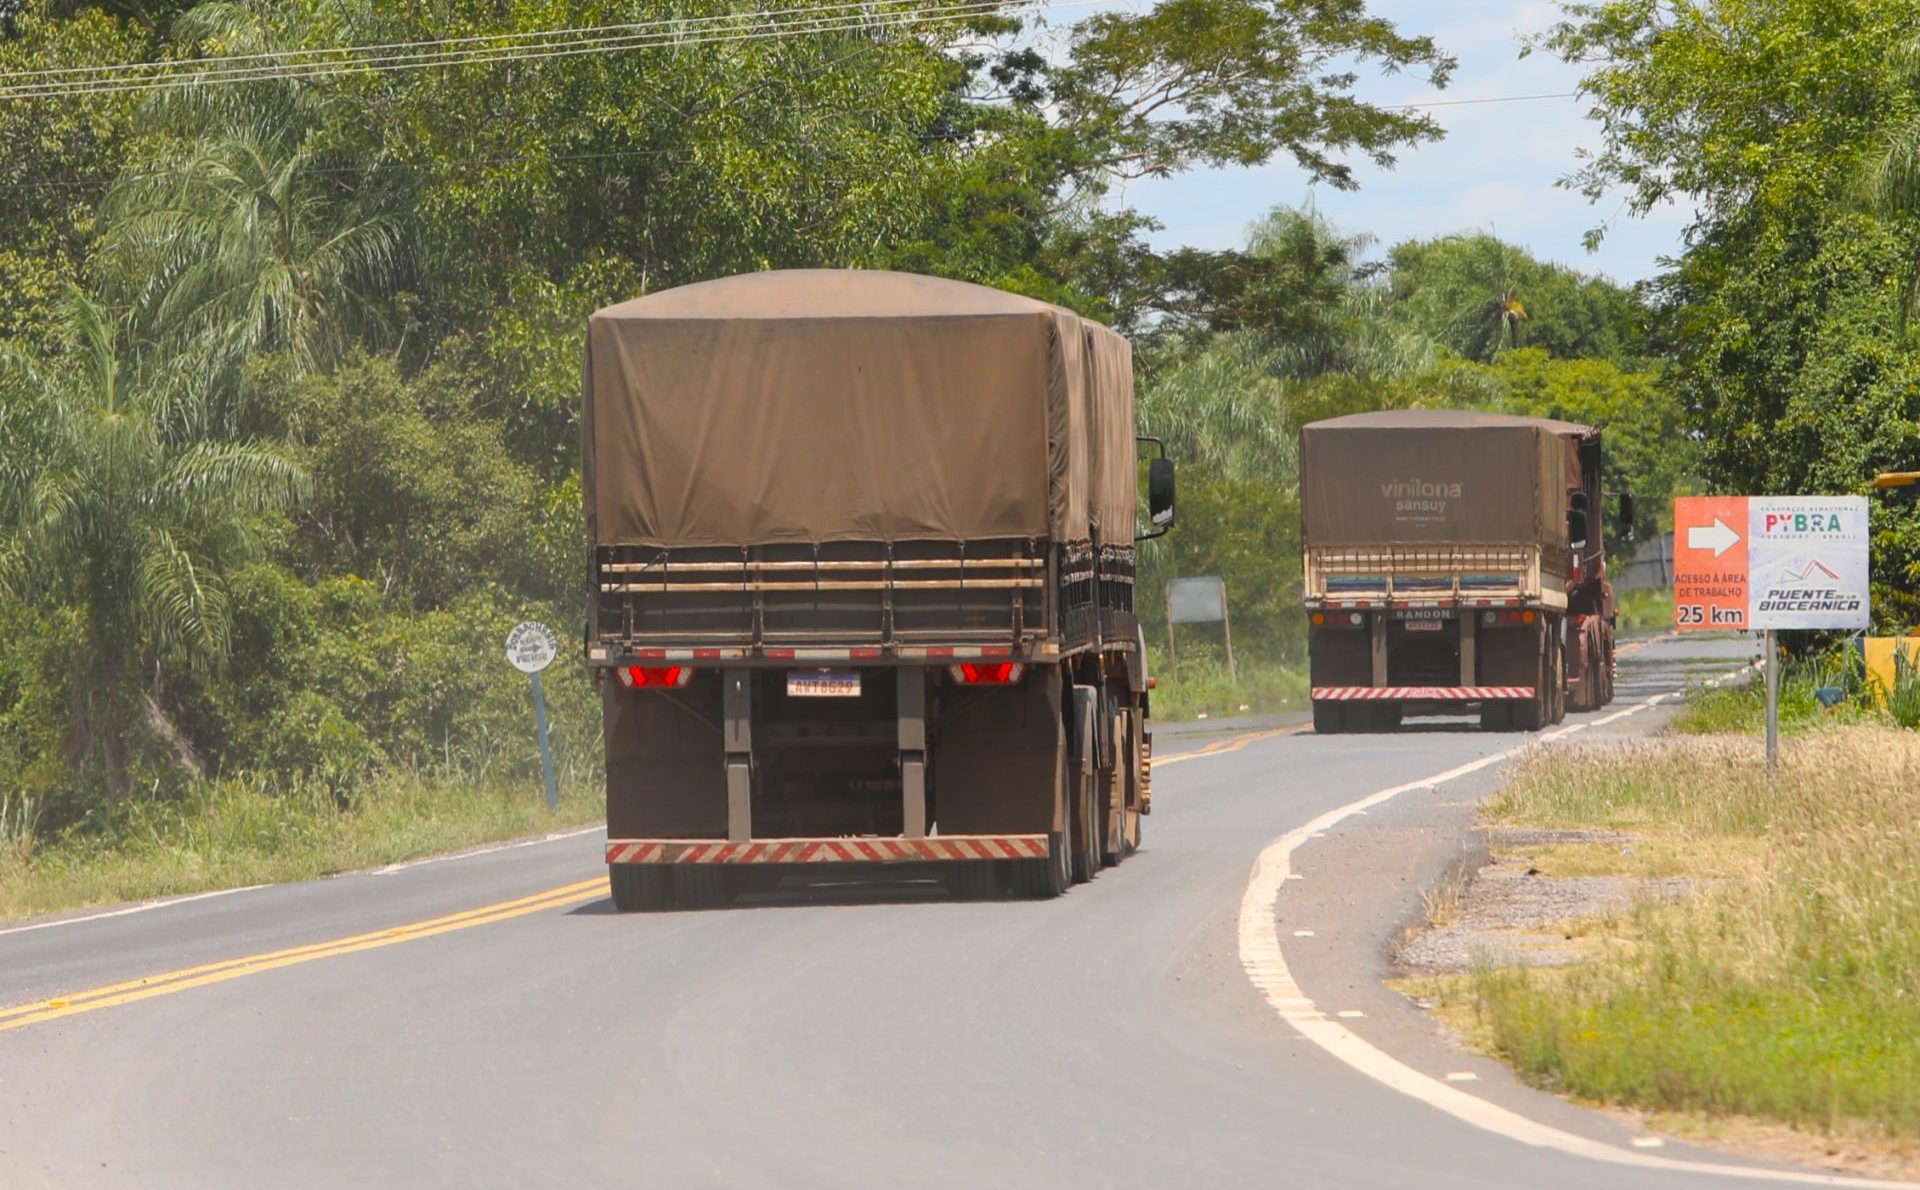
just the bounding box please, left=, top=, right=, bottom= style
left=787, top=671, right=862, bottom=698
left=1403, top=620, right=1445, bottom=632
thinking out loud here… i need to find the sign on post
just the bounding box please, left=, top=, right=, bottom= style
left=1672, top=496, right=1870, bottom=778
left=1672, top=496, right=1870, bottom=631
left=1165, top=575, right=1234, bottom=682
left=505, top=621, right=561, bottom=812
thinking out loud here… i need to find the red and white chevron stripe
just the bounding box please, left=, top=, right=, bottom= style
left=605, top=835, right=1049, bottom=865
left=1311, top=686, right=1535, bottom=701
left=607, top=644, right=1019, bottom=665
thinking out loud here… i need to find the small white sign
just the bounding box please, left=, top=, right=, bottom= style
left=1747, top=497, right=1870, bottom=631
left=505, top=621, right=560, bottom=674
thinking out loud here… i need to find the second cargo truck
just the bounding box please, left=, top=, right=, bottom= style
left=1300, top=410, right=1630, bottom=733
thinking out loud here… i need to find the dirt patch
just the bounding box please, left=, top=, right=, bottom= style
left=1395, top=827, right=1696, bottom=975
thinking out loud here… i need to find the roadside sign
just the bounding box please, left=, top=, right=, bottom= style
left=1168, top=576, right=1227, bottom=623
left=504, top=620, right=561, bottom=811
left=506, top=620, right=560, bottom=673
left=1672, top=497, right=1869, bottom=631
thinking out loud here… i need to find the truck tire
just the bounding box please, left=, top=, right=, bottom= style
left=1549, top=632, right=1568, bottom=725
left=609, top=863, right=673, bottom=913
left=1070, top=759, right=1100, bottom=884
left=1312, top=701, right=1345, bottom=734
left=1479, top=701, right=1512, bottom=731
left=1099, top=709, right=1131, bottom=868
left=1013, top=778, right=1072, bottom=899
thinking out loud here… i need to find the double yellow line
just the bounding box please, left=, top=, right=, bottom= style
left=2, top=717, right=1325, bottom=1035
left=0, top=876, right=607, bottom=1034
left=1154, top=724, right=1306, bottom=768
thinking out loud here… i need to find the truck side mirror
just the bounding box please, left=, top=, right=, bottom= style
left=1148, top=457, right=1176, bottom=528
left=1567, top=507, right=1589, bottom=550
left=1617, top=492, right=1637, bottom=542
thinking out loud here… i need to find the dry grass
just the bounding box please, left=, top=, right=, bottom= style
left=1463, top=728, right=1920, bottom=1144
left=0, top=770, right=604, bottom=923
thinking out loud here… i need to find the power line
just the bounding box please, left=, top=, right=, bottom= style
left=1389, top=91, right=1577, bottom=110
left=0, top=1, right=1053, bottom=101
left=0, top=0, right=948, bottom=82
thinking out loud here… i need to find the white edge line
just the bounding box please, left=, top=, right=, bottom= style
left=1237, top=662, right=1907, bottom=1187
left=0, top=823, right=609, bottom=938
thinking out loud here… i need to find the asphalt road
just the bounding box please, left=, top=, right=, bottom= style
left=8, top=633, right=1878, bottom=1190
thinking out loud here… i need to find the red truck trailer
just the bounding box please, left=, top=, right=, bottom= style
left=582, top=270, right=1174, bottom=909
left=1300, top=410, right=1628, bottom=732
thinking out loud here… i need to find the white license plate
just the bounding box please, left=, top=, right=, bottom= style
left=1404, top=620, right=1445, bottom=632
left=787, top=671, right=862, bottom=698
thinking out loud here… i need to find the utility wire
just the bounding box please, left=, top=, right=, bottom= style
left=1389, top=91, right=1577, bottom=110
left=0, top=0, right=972, bottom=82
left=0, top=1, right=1055, bottom=101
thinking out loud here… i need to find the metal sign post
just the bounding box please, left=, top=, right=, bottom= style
left=1764, top=629, right=1780, bottom=778
left=505, top=621, right=561, bottom=812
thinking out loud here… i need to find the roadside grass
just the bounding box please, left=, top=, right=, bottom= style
left=1446, top=729, right=1920, bottom=1145
left=1671, top=652, right=1885, bottom=735
left=1146, top=649, right=1308, bottom=722
left=1613, top=586, right=1672, bottom=636
left=0, top=769, right=604, bottom=922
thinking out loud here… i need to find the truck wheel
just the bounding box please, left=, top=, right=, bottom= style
left=1549, top=631, right=1568, bottom=725
left=1070, top=759, right=1100, bottom=884
left=1479, top=701, right=1511, bottom=731
left=1013, top=778, right=1072, bottom=899
left=1100, top=711, right=1128, bottom=868
left=609, top=864, right=673, bottom=913
left=1312, top=701, right=1345, bottom=734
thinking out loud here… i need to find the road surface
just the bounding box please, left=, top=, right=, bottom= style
left=7, top=634, right=1881, bottom=1190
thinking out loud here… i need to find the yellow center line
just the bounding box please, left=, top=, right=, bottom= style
left=0, top=877, right=607, bottom=1034
left=1155, top=724, right=1307, bottom=767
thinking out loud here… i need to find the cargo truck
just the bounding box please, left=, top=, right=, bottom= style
left=581, top=270, right=1174, bottom=910
left=1299, top=410, right=1630, bottom=733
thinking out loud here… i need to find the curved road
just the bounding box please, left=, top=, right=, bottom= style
left=6, top=635, right=1878, bottom=1190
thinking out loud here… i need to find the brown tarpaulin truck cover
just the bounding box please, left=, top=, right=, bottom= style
left=1299, top=410, right=1582, bottom=549
left=582, top=270, right=1135, bottom=550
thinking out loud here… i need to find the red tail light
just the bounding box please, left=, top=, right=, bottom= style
left=948, top=661, right=1024, bottom=685
left=619, top=665, right=692, bottom=688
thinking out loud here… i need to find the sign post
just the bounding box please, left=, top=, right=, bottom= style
left=505, top=621, right=562, bottom=812
left=1672, top=496, right=1871, bottom=777
left=1168, top=575, right=1234, bottom=682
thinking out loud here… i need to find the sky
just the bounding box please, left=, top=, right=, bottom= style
left=1086, top=1, right=1695, bottom=286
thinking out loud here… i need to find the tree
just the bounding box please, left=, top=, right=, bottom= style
left=96, top=3, right=406, bottom=377
left=0, top=293, right=306, bottom=797
left=0, top=4, right=143, bottom=352
left=1385, top=234, right=1646, bottom=364
left=1544, top=0, right=1920, bottom=621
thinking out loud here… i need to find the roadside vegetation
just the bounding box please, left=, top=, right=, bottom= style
left=1611, top=587, right=1672, bottom=637
left=1438, top=730, right=1920, bottom=1152
left=8, top=0, right=1920, bottom=915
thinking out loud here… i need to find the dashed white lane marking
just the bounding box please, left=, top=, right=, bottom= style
left=1237, top=665, right=1909, bottom=1187
left=1445, top=1072, right=1479, bottom=1083
left=1292, top=929, right=1316, bottom=937
left=1337, top=1010, right=1366, bottom=1019
left=1634, top=1138, right=1669, bottom=1149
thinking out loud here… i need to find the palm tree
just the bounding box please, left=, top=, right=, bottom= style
left=97, top=4, right=405, bottom=376
left=0, top=292, right=307, bottom=797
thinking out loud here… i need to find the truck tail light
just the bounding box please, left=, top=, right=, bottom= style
left=948, top=662, right=1024, bottom=685
left=620, top=665, right=692, bottom=688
